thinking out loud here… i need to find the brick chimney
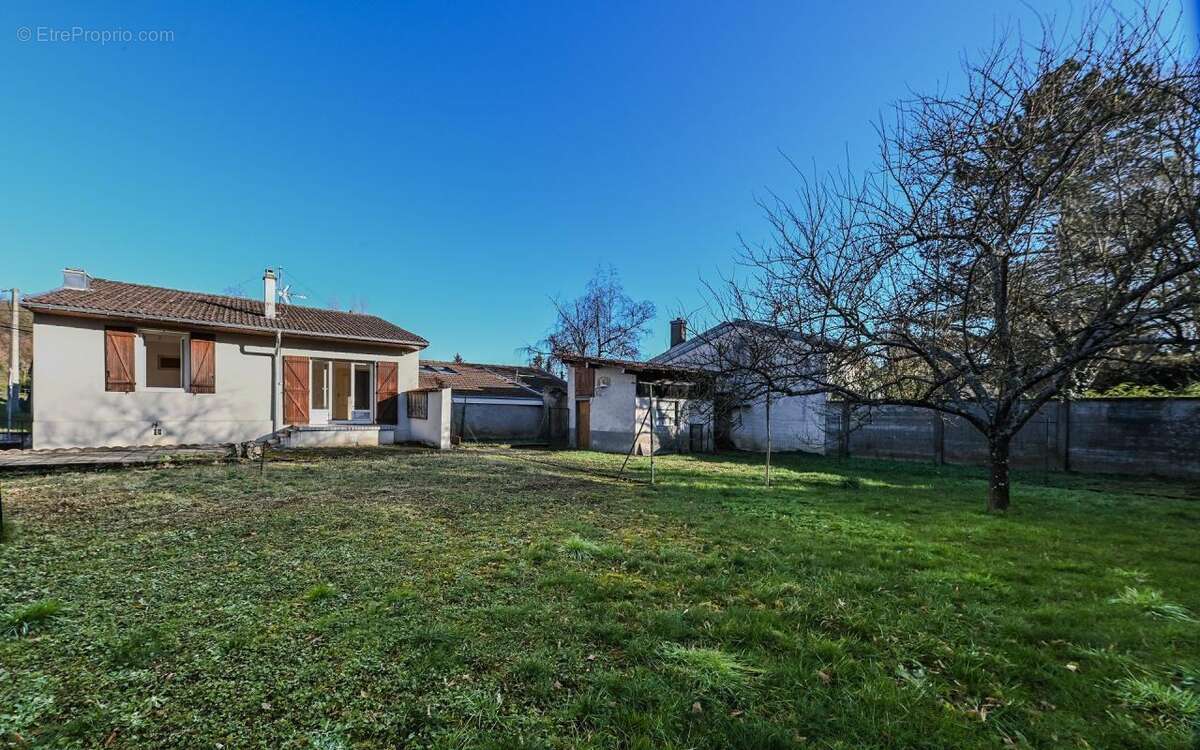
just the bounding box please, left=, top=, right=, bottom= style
left=670, top=318, right=687, bottom=348
left=263, top=269, right=277, bottom=319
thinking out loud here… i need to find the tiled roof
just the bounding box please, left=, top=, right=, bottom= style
left=558, top=353, right=708, bottom=379
left=23, top=278, right=428, bottom=348
left=462, top=362, right=565, bottom=395
left=418, top=360, right=548, bottom=399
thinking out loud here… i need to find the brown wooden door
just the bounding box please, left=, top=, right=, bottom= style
left=189, top=335, right=216, bottom=393
left=104, top=329, right=136, bottom=392
left=283, top=356, right=310, bottom=425
left=376, top=361, right=398, bottom=424
left=576, top=400, right=590, bottom=449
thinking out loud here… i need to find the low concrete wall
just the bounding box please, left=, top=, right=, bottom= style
left=282, top=428, right=390, bottom=448
left=825, top=398, right=1200, bottom=479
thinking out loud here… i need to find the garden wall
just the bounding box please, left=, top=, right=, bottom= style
left=823, top=398, right=1200, bottom=479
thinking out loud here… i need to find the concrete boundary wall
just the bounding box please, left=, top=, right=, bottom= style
left=824, top=398, right=1200, bottom=479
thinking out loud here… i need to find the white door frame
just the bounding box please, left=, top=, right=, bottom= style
left=309, top=359, right=331, bottom=425
left=350, top=362, right=373, bottom=423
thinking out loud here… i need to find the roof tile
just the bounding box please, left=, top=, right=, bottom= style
left=24, top=278, right=427, bottom=348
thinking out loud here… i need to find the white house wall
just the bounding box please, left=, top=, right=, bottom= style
left=407, top=388, right=451, bottom=449
left=32, top=312, right=423, bottom=450
left=568, top=364, right=713, bottom=454
left=731, top=393, right=825, bottom=453
left=633, top=396, right=713, bottom=455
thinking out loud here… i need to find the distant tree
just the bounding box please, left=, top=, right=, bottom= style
left=527, top=266, right=656, bottom=373
left=529, top=352, right=547, bottom=370
left=453, top=353, right=465, bottom=364
left=724, top=5, right=1199, bottom=512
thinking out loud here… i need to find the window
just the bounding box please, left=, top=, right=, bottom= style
left=407, top=391, right=428, bottom=420
left=145, top=332, right=185, bottom=389
left=419, top=364, right=458, bottom=375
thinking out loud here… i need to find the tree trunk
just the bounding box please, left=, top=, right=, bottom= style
left=764, top=392, right=772, bottom=487
left=987, top=434, right=1011, bottom=512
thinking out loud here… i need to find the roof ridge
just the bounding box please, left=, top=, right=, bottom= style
left=24, top=275, right=428, bottom=347
left=84, top=277, right=391, bottom=320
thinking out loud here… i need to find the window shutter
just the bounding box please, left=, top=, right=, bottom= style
left=190, top=335, right=216, bottom=394
left=376, top=361, right=398, bottom=424
left=575, top=366, right=595, bottom=397
left=104, top=329, right=136, bottom=392
left=406, top=391, right=428, bottom=420
left=283, top=356, right=310, bottom=425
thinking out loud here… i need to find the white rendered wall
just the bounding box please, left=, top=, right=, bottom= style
left=405, top=388, right=451, bottom=449
left=32, top=313, right=421, bottom=449
left=731, top=393, right=825, bottom=454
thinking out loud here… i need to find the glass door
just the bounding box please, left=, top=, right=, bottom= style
left=351, top=363, right=373, bottom=422
left=310, top=360, right=331, bottom=425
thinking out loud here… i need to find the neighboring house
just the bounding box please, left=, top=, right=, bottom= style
left=23, top=268, right=452, bottom=450
left=419, top=360, right=566, bottom=443
left=563, top=354, right=714, bottom=455
left=651, top=318, right=826, bottom=454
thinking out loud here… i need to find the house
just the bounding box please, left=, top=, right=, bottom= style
left=563, top=354, right=714, bottom=455
left=650, top=318, right=825, bottom=454
left=563, top=318, right=826, bottom=456
left=22, top=268, right=452, bottom=450
left=419, top=360, right=566, bottom=443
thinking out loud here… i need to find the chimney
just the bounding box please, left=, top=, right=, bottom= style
left=62, top=268, right=91, bottom=291
left=263, top=268, right=277, bottom=319
left=670, top=318, right=687, bottom=348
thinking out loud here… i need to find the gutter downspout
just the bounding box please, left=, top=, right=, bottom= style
left=272, top=330, right=282, bottom=433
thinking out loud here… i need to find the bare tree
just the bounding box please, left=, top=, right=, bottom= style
left=528, top=266, right=656, bottom=373
left=729, top=5, right=1199, bottom=511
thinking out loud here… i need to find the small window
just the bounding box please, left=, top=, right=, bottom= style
left=145, top=332, right=185, bottom=389
left=407, top=391, right=429, bottom=420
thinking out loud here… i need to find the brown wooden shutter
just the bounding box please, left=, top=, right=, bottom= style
left=189, top=335, right=216, bottom=394
left=376, top=361, right=398, bottom=424
left=283, top=356, right=310, bottom=425
left=575, top=366, right=595, bottom=398
left=104, top=328, right=136, bottom=392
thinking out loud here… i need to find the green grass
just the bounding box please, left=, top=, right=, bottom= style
left=1, top=446, right=1198, bottom=748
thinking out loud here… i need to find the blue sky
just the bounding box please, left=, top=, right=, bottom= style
left=2, top=1, right=1193, bottom=361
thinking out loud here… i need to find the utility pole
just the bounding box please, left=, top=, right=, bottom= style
left=648, top=384, right=655, bottom=485
left=6, top=289, right=16, bottom=433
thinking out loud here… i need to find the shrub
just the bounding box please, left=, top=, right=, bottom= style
left=4, top=600, right=63, bottom=637
left=304, top=583, right=337, bottom=603
left=1108, top=588, right=1197, bottom=623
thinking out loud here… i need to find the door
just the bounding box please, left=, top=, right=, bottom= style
left=309, top=360, right=331, bottom=425
left=351, top=363, right=372, bottom=422
left=376, top=361, right=398, bottom=424
left=283, top=356, right=310, bottom=426
left=690, top=423, right=705, bottom=453
left=333, top=362, right=351, bottom=420
left=576, top=400, right=590, bottom=449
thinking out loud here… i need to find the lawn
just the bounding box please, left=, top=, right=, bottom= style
left=1, top=448, right=1198, bottom=749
